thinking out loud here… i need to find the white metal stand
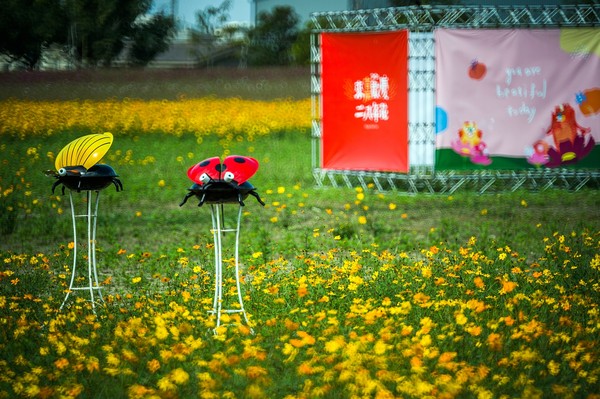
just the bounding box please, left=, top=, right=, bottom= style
left=209, top=203, right=252, bottom=333
left=59, top=190, right=104, bottom=313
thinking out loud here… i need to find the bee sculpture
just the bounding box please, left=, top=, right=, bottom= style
left=180, top=155, right=265, bottom=207
left=45, top=132, right=123, bottom=194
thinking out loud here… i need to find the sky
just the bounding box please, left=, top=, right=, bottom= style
left=153, top=0, right=252, bottom=28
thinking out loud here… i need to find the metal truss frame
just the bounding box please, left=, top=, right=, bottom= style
left=309, top=4, right=600, bottom=193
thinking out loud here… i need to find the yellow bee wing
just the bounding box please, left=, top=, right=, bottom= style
left=55, top=132, right=114, bottom=171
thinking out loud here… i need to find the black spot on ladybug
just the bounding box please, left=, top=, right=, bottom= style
left=199, top=160, right=212, bottom=167
left=233, top=157, right=246, bottom=164
left=215, top=164, right=225, bottom=172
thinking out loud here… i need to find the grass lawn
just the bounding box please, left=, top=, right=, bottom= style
left=1, top=67, right=599, bottom=398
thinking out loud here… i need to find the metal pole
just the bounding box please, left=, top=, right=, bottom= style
left=59, top=190, right=104, bottom=313
left=209, top=203, right=252, bottom=333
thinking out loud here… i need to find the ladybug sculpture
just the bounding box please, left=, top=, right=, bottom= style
left=180, top=155, right=265, bottom=207
left=45, top=132, right=123, bottom=194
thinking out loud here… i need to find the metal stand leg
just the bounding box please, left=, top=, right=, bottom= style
left=60, top=190, right=104, bottom=313
left=209, top=203, right=252, bottom=333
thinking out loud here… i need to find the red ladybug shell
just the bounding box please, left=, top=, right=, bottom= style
left=187, top=156, right=221, bottom=184
left=222, top=155, right=259, bottom=184
left=187, top=155, right=259, bottom=185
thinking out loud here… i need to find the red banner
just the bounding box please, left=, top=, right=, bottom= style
left=321, top=31, right=409, bottom=172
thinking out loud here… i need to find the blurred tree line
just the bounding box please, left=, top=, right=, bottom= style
left=0, top=0, right=306, bottom=69
left=0, top=0, right=176, bottom=69
left=5, top=0, right=593, bottom=70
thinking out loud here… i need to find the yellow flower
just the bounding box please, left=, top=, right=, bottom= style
left=245, top=383, right=265, bottom=399
left=128, top=384, right=155, bottom=399
left=170, top=368, right=190, bottom=385
left=358, top=216, right=367, bottom=225
left=389, top=203, right=397, bottom=210
left=155, top=326, right=169, bottom=340
left=157, top=376, right=176, bottom=392
left=277, top=186, right=285, bottom=194
left=106, top=353, right=120, bottom=367
left=547, top=360, right=560, bottom=375
left=158, top=179, right=165, bottom=187
left=455, top=312, right=468, bottom=325
left=325, top=339, right=342, bottom=353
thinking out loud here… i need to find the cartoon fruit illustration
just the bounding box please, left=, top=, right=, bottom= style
left=575, top=88, right=600, bottom=116
left=468, top=60, right=487, bottom=80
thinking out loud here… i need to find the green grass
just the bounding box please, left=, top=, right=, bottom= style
left=1, top=68, right=600, bottom=398
left=2, top=128, right=598, bottom=260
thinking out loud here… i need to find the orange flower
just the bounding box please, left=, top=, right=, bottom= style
left=438, top=352, right=457, bottom=363
left=246, top=366, right=268, bottom=379
left=466, top=325, right=482, bottom=336
left=297, top=285, right=308, bottom=297
left=284, top=319, right=299, bottom=331
left=487, top=333, right=503, bottom=351
left=500, top=279, right=517, bottom=294
left=410, top=356, right=425, bottom=373
left=54, top=358, right=69, bottom=369
left=146, top=359, right=160, bottom=373
left=297, top=362, right=314, bottom=375
left=413, top=292, right=431, bottom=305
left=474, top=276, right=485, bottom=289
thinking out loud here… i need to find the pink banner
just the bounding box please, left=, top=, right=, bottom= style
left=435, top=29, right=600, bottom=170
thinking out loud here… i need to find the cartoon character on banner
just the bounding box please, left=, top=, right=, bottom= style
left=451, top=121, right=492, bottom=166
left=527, top=103, right=594, bottom=168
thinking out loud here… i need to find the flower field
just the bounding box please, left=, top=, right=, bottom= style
left=0, top=98, right=311, bottom=139
left=1, top=69, right=600, bottom=398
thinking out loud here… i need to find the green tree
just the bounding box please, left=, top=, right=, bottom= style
left=128, top=13, right=176, bottom=66
left=291, top=20, right=315, bottom=66
left=64, top=0, right=154, bottom=66
left=194, top=0, right=232, bottom=36
left=0, top=0, right=66, bottom=69
left=189, top=0, right=232, bottom=66
left=248, top=6, right=300, bottom=66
